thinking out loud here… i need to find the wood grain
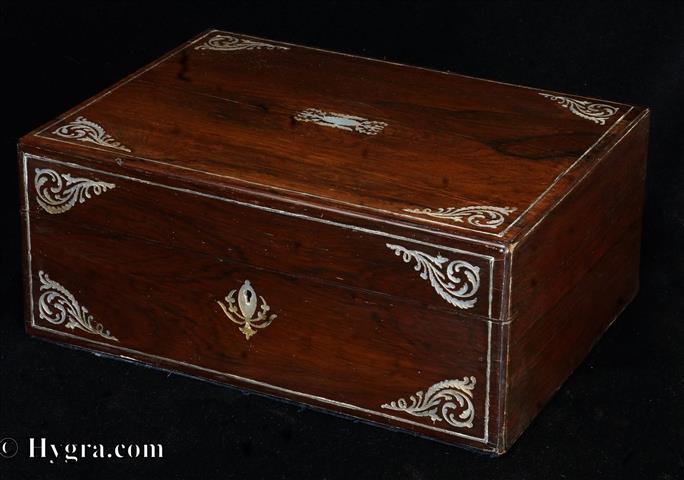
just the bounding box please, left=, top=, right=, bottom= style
left=22, top=30, right=643, bottom=242
left=17, top=30, right=649, bottom=454
left=27, top=213, right=499, bottom=450
left=25, top=155, right=501, bottom=319
left=504, top=112, right=649, bottom=451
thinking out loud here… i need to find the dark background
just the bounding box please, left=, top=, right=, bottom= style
left=1, top=1, right=682, bottom=478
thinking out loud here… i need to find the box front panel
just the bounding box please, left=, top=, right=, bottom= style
left=20, top=152, right=504, bottom=451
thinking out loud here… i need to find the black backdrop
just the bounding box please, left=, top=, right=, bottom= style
left=1, top=1, right=683, bottom=479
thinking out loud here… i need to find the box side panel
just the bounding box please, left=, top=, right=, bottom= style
left=503, top=111, right=649, bottom=451
left=18, top=149, right=33, bottom=336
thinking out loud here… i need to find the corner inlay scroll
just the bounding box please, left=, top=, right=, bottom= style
left=403, top=205, right=516, bottom=229
left=52, top=116, right=131, bottom=152
left=539, top=93, right=619, bottom=125
left=386, top=244, right=480, bottom=309
left=381, top=377, right=476, bottom=429
left=217, top=280, right=276, bottom=340
left=37, top=271, right=118, bottom=341
left=294, top=108, right=388, bottom=136
left=34, top=168, right=115, bottom=214
left=195, top=34, right=289, bottom=52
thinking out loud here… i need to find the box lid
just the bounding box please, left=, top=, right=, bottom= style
left=21, top=29, right=645, bottom=244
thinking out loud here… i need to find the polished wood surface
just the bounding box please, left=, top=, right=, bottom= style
left=22, top=30, right=644, bottom=242
left=27, top=214, right=498, bottom=447
left=18, top=30, right=649, bottom=454
left=24, top=155, right=502, bottom=320
left=504, top=114, right=649, bottom=449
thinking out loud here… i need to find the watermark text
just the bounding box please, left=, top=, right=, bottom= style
left=24, top=437, right=163, bottom=463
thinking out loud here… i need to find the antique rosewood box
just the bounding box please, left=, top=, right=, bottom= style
left=18, top=30, right=649, bottom=454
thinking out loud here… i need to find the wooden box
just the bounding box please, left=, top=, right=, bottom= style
left=17, top=30, right=649, bottom=454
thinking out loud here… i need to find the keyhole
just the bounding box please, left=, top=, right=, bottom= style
left=237, top=280, right=258, bottom=320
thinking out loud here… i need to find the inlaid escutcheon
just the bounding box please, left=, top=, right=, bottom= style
left=217, top=279, right=276, bottom=340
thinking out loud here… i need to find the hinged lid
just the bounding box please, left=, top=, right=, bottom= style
left=21, top=29, right=645, bottom=244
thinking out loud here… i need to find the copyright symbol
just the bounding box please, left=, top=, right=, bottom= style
left=0, top=438, right=18, bottom=458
